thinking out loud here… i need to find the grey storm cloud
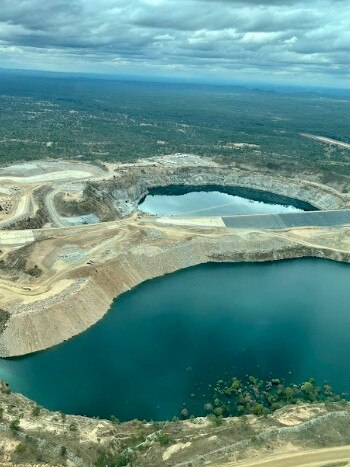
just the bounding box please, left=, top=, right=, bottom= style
left=0, top=0, right=349, bottom=84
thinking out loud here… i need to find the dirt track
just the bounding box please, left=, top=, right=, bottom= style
left=220, top=445, right=350, bottom=467
left=0, top=193, right=33, bottom=228
left=301, top=132, right=350, bottom=149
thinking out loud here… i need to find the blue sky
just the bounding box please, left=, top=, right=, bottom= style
left=0, top=0, right=349, bottom=87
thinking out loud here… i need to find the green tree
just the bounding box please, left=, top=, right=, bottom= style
left=10, top=419, right=20, bottom=431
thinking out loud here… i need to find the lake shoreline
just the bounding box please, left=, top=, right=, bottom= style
left=1, top=225, right=350, bottom=358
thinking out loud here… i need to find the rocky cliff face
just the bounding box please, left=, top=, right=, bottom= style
left=112, top=165, right=349, bottom=214
left=60, top=162, right=350, bottom=220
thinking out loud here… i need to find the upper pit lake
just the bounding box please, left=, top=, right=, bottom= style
left=138, top=186, right=315, bottom=217
left=0, top=258, right=349, bottom=421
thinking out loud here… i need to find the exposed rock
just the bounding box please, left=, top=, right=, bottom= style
left=58, top=160, right=350, bottom=220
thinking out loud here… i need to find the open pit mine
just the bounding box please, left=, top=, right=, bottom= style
left=0, top=154, right=350, bottom=358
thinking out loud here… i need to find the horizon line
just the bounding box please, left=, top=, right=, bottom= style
left=1, top=67, right=350, bottom=94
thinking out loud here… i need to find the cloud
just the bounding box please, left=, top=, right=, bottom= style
left=0, top=0, right=349, bottom=86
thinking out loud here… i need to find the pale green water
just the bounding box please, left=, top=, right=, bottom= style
left=0, top=259, right=348, bottom=421
left=139, top=191, right=305, bottom=216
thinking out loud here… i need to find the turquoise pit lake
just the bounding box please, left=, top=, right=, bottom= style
left=0, top=258, right=349, bottom=421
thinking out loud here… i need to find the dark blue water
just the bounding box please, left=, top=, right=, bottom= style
left=0, top=259, right=349, bottom=421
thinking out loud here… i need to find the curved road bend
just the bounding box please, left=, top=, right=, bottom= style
left=0, top=194, right=33, bottom=229
left=45, top=189, right=99, bottom=227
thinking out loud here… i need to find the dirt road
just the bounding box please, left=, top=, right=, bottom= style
left=219, top=446, right=350, bottom=467
left=301, top=133, right=350, bottom=149
left=0, top=193, right=33, bottom=228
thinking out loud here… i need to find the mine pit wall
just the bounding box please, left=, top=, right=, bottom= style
left=109, top=166, right=350, bottom=216
left=56, top=165, right=349, bottom=220
left=1, top=233, right=350, bottom=358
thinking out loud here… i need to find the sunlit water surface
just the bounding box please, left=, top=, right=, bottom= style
left=138, top=191, right=305, bottom=216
